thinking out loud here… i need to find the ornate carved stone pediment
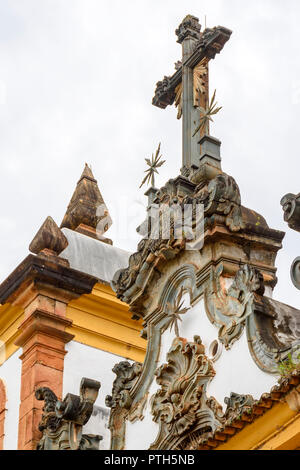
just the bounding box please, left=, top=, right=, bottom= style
left=113, top=171, right=246, bottom=314
left=150, top=336, right=224, bottom=450
left=35, top=378, right=101, bottom=450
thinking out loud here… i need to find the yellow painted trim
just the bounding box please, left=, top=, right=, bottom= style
left=258, top=412, right=300, bottom=450
left=217, top=401, right=299, bottom=450
left=66, top=282, right=147, bottom=363
left=0, top=303, right=23, bottom=364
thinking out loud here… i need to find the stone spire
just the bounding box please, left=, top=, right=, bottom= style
left=60, top=164, right=112, bottom=243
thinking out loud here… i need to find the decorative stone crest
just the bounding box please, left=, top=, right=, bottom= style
left=35, top=378, right=101, bottom=450
left=205, top=264, right=265, bottom=349
left=150, top=336, right=224, bottom=450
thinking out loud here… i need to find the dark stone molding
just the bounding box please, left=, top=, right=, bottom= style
left=0, top=254, right=98, bottom=305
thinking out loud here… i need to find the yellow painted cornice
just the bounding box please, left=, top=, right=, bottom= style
left=66, top=282, right=147, bottom=363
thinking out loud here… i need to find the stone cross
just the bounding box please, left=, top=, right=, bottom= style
left=152, top=15, right=231, bottom=176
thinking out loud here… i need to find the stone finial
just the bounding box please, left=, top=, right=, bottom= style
left=29, top=216, right=68, bottom=256
left=60, top=163, right=112, bottom=242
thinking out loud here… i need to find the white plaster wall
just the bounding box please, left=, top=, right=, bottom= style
left=0, top=350, right=21, bottom=450
left=125, top=295, right=279, bottom=449
left=63, top=341, right=126, bottom=449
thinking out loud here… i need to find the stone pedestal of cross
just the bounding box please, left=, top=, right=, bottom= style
left=152, top=15, right=231, bottom=177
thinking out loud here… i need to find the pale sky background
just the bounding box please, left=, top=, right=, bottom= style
left=0, top=0, right=299, bottom=307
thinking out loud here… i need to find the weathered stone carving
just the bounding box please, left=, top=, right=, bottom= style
left=150, top=336, right=224, bottom=450
left=29, top=216, right=68, bottom=256
left=204, top=173, right=245, bottom=232
left=193, top=58, right=208, bottom=107
left=281, top=193, right=300, bottom=232
left=281, top=192, right=300, bottom=289
left=205, top=264, right=265, bottom=349
left=113, top=172, right=245, bottom=310
left=224, top=392, right=255, bottom=421
left=246, top=295, right=300, bottom=374
left=35, top=378, right=101, bottom=450
left=112, top=237, right=185, bottom=308
left=152, top=76, right=175, bottom=109
left=174, top=82, right=182, bottom=119
left=106, top=361, right=142, bottom=450
left=175, top=15, right=201, bottom=44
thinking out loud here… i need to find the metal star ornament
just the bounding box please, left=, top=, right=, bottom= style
left=166, top=286, right=189, bottom=337
left=192, top=89, right=222, bottom=137
left=139, top=143, right=165, bottom=189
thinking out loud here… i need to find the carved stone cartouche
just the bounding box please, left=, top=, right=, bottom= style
left=35, top=378, right=101, bottom=450
left=150, top=336, right=224, bottom=450
left=205, top=264, right=265, bottom=350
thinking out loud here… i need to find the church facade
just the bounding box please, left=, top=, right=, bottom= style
left=0, top=15, right=299, bottom=451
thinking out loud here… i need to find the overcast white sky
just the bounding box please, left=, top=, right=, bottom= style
left=0, top=0, right=299, bottom=307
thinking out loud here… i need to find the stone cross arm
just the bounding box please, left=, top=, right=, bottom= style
left=152, top=24, right=232, bottom=109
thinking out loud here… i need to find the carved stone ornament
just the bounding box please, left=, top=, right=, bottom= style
left=150, top=336, right=224, bottom=450
left=203, top=173, right=245, bottom=232
left=281, top=192, right=300, bottom=290
left=224, top=392, right=255, bottom=422
left=193, top=58, right=208, bottom=107
left=175, top=15, right=201, bottom=44
left=174, top=82, right=182, bottom=119
left=113, top=172, right=245, bottom=311
left=35, top=378, right=101, bottom=450
left=205, top=263, right=265, bottom=350
left=281, top=192, right=300, bottom=232
left=105, top=361, right=142, bottom=450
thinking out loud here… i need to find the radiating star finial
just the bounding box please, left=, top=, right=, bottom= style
left=139, top=143, right=165, bottom=189
left=193, top=89, right=222, bottom=137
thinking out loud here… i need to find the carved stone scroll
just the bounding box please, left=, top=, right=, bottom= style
left=35, top=378, right=101, bottom=450
left=105, top=361, right=142, bottom=450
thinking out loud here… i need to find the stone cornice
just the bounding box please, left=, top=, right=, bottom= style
left=0, top=254, right=98, bottom=305
left=15, top=309, right=74, bottom=350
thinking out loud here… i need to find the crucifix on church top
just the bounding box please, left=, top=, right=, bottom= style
left=152, top=15, right=231, bottom=176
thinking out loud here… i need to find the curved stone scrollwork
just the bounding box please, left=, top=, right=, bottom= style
left=35, top=378, right=101, bottom=450
left=105, top=361, right=142, bottom=450
left=150, top=336, right=224, bottom=450
left=205, top=173, right=245, bottom=232
left=281, top=193, right=300, bottom=232
left=281, top=192, right=300, bottom=290
left=112, top=236, right=185, bottom=308
left=205, top=263, right=265, bottom=350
